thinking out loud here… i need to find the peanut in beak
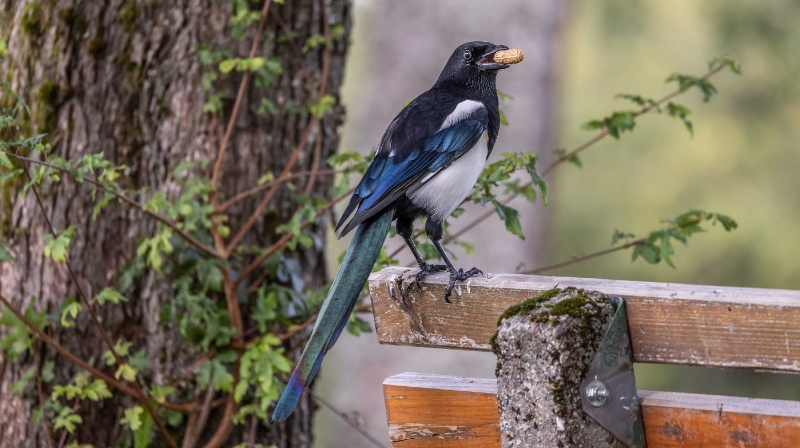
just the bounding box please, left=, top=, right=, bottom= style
left=493, top=49, right=524, bottom=65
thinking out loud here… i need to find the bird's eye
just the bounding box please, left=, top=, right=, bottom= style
left=463, top=50, right=472, bottom=60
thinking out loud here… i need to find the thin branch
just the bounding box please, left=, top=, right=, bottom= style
left=302, top=122, right=324, bottom=196
left=224, top=116, right=318, bottom=255
left=199, top=364, right=239, bottom=448
left=224, top=0, right=332, bottom=256
left=234, top=185, right=353, bottom=289
left=22, top=168, right=179, bottom=448
left=218, top=168, right=339, bottom=211
left=6, top=153, right=221, bottom=259
left=0, top=293, right=137, bottom=401
left=210, top=0, right=274, bottom=195
left=440, top=63, right=731, bottom=247
left=521, top=238, right=645, bottom=275
left=308, top=389, right=388, bottom=448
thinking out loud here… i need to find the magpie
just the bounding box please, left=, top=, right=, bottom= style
left=272, top=41, right=519, bottom=423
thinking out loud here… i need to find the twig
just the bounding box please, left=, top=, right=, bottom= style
left=5, top=153, right=221, bottom=259
left=521, top=237, right=645, bottom=274
left=35, top=348, right=55, bottom=448
left=234, top=185, right=353, bottom=289
left=0, top=294, right=135, bottom=400
left=22, top=168, right=179, bottom=448
left=248, top=411, right=258, bottom=448
left=439, top=63, right=731, bottom=247
left=224, top=0, right=332, bottom=256
left=57, top=397, right=80, bottom=448
left=224, top=116, right=318, bottom=255
left=218, top=168, right=339, bottom=211
left=211, top=0, right=274, bottom=195
left=302, top=122, right=324, bottom=196
left=308, top=389, right=388, bottom=448
left=199, top=365, right=239, bottom=448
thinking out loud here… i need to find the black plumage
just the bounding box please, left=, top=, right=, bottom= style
left=336, top=41, right=511, bottom=301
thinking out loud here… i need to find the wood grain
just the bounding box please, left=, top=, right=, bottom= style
left=384, top=373, right=800, bottom=448
left=369, top=267, right=800, bottom=371
left=384, top=374, right=500, bottom=447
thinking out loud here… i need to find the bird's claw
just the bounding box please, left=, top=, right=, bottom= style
left=444, top=267, right=484, bottom=303
left=414, top=263, right=448, bottom=289
left=400, top=263, right=447, bottom=302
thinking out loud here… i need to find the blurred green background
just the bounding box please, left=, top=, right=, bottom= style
left=552, top=0, right=800, bottom=400
left=317, top=1, right=800, bottom=445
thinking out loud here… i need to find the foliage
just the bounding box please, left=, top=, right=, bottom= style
left=0, top=12, right=741, bottom=445
left=617, top=210, right=738, bottom=268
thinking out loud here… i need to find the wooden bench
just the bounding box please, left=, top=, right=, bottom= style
left=368, top=267, right=800, bottom=447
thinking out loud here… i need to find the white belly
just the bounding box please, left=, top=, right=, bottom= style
left=408, top=135, right=488, bottom=221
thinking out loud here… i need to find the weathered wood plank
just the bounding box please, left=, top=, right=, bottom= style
left=368, top=267, right=800, bottom=371
left=384, top=373, right=800, bottom=448
left=384, top=374, right=500, bottom=447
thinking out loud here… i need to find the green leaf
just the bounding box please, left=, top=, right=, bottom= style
left=330, top=24, right=345, bottom=38
left=0, top=244, right=13, bottom=262
left=257, top=98, right=278, bottom=115
left=708, top=56, right=741, bottom=74
left=0, top=151, right=12, bottom=169
left=308, top=94, right=336, bottom=118
left=115, top=363, right=137, bottom=382
left=11, top=367, right=35, bottom=395
left=127, top=348, right=152, bottom=373
left=244, top=57, right=265, bottom=71
left=133, top=408, right=154, bottom=448
left=95, top=287, right=127, bottom=305
left=83, top=379, right=113, bottom=401
left=41, top=360, right=55, bottom=382
left=499, top=108, right=509, bottom=126
left=43, top=226, right=76, bottom=262
left=714, top=213, right=738, bottom=231
left=60, top=302, right=82, bottom=328
left=257, top=172, right=274, bottom=185
left=219, top=58, right=237, bottom=74
left=120, top=406, right=143, bottom=431
left=54, top=407, right=82, bottom=434
left=631, top=242, right=659, bottom=264
left=493, top=201, right=524, bottom=239
left=150, top=385, right=174, bottom=403
left=611, top=229, right=635, bottom=246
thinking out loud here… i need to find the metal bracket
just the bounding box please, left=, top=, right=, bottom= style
left=580, top=297, right=647, bottom=448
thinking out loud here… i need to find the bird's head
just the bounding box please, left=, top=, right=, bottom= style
left=435, top=41, right=522, bottom=89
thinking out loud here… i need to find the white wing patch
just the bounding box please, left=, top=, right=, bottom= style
left=408, top=133, right=489, bottom=222
left=438, top=100, right=485, bottom=131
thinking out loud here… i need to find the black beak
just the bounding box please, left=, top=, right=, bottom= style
left=476, top=45, right=510, bottom=70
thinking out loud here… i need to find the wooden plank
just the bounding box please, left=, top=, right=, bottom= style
left=369, top=267, right=800, bottom=371
left=383, top=374, right=500, bottom=447
left=384, top=373, right=800, bottom=448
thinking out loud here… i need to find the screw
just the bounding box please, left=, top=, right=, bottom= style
left=585, top=379, right=609, bottom=407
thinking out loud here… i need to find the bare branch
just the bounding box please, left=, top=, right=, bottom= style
left=521, top=238, right=645, bottom=275
left=210, top=0, right=274, bottom=194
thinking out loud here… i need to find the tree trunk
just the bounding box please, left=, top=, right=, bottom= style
left=0, top=0, right=351, bottom=446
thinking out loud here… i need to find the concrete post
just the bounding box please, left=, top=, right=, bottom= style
left=492, top=287, right=626, bottom=448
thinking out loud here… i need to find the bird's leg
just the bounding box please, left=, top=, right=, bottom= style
left=426, top=219, right=483, bottom=303
left=397, top=217, right=446, bottom=291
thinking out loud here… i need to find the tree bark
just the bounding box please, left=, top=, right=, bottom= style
left=0, top=0, right=351, bottom=446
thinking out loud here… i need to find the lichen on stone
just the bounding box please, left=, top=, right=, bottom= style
left=493, top=288, right=623, bottom=447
